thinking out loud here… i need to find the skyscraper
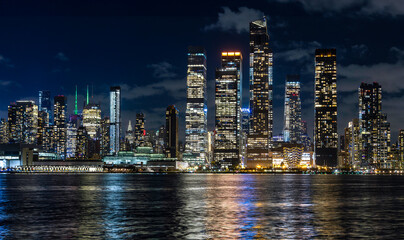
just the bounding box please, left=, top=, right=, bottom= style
left=314, top=49, right=338, bottom=167
left=345, top=118, right=360, bottom=169
left=185, top=46, right=207, bottom=165
left=39, top=90, right=52, bottom=124
left=247, top=17, right=273, bottom=168
left=135, top=113, right=145, bottom=148
left=110, top=86, right=121, bottom=155
left=214, top=51, right=242, bottom=168
left=399, top=130, right=404, bottom=169
left=165, top=105, right=179, bottom=158
left=54, top=95, right=67, bottom=158
left=83, top=103, right=101, bottom=140
left=7, top=100, right=38, bottom=144
left=283, top=75, right=302, bottom=143
left=100, top=117, right=110, bottom=157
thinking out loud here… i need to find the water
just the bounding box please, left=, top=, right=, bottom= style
left=0, top=174, right=403, bottom=239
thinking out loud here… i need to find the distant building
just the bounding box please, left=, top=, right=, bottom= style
left=0, top=118, right=8, bottom=144
left=135, top=113, right=145, bottom=147
left=54, top=96, right=67, bottom=159
left=399, top=130, right=404, bottom=169
left=185, top=46, right=207, bottom=165
left=100, top=117, right=110, bottom=157
left=314, top=49, right=338, bottom=167
left=110, top=86, right=121, bottom=155
left=283, top=75, right=302, bottom=143
left=247, top=17, right=273, bottom=168
left=345, top=119, right=361, bottom=169
left=83, top=103, right=101, bottom=140
left=8, top=100, right=38, bottom=144
left=76, top=126, right=88, bottom=159
left=214, top=51, right=242, bottom=168
left=39, top=90, right=52, bottom=124
left=165, top=105, right=179, bottom=158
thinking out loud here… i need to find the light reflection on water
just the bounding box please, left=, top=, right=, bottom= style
left=0, top=174, right=403, bottom=239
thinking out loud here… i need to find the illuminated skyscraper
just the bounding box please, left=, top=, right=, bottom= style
left=110, top=86, right=121, bottom=155
left=135, top=113, right=145, bottom=147
left=39, top=90, right=52, bottom=123
left=345, top=118, right=360, bottom=169
left=247, top=17, right=273, bottom=168
left=283, top=75, right=302, bottom=143
left=76, top=126, right=88, bottom=159
left=8, top=100, right=38, bottom=144
left=240, top=108, right=250, bottom=166
left=125, top=120, right=134, bottom=144
left=66, top=122, right=77, bottom=159
left=185, top=46, right=207, bottom=165
left=83, top=103, right=101, bottom=140
left=165, top=105, right=179, bottom=158
left=54, top=95, right=67, bottom=158
left=214, top=51, right=242, bottom=168
left=0, top=118, right=8, bottom=144
left=314, top=49, right=338, bottom=167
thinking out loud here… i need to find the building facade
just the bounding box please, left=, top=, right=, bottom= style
left=54, top=96, right=67, bottom=159
left=314, top=49, right=338, bottom=167
left=165, top=105, right=179, bottom=158
left=283, top=74, right=302, bottom=143
left=83, top=103, right=101, bottom=140
left=135, top=113, right=145, bottom=148
left=185, top=46, right=208, bottom=165
left=8, top=100, right=38, bottom=144
left=110, top=86, right=121, bottom=155
left=214, top=51, right=242, bottom=168
left=247, top=17, right=273, bottom=168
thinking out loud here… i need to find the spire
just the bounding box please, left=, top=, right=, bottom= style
left=127, top=120, right=133, bottom=131
left=86, top=85, right=89, bottom=105
left=74, top=85, right=78, bottom=115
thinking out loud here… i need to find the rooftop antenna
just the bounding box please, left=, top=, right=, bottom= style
left=86, top=85, right=89, bottom=105
left=74, top=85, right=78, bottom=115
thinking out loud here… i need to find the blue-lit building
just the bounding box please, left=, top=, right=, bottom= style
left=110, top=86, right=121, bottom=155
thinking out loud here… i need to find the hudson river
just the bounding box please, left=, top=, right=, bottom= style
left=1, top=174, right=403, bottom=239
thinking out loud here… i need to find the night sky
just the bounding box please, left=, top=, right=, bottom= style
left=1, top=0, right=404, bottom=141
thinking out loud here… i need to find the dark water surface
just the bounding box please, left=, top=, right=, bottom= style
left=0, top=174, right=403, bottom=239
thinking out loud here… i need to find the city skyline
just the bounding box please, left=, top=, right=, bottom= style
left=1, top=2, right=404, bottom=143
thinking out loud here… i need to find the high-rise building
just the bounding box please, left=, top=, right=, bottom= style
left=345, top=118, right=360, bottom=169
left=37, top=111, right=49, bottom=146
left=125, top=120, right=134, bottom=144
left=240, top=108, right=250, bottom=166
left=54, top=96, right=67, bottom=159
left=247, top=17, right=273, bottom=168
left=82, top=103, right=101, bottom=140
left=7, top=100, right=38, bottom=144
left=314, top=49, right=338, bottom=167
left=214, top=51, right=242, bottom=168
left=66, top=122, right=78, bottom=159
left=110, top=86, right=121, bottom=155
left=184, top=46, right=207, bottom=165
left=135, top=113, right=145, bottom=147
left=399, top=130, right=404, bottom=169
left=76, top=126, right=88, bottom=159
left=283, top=75, right=302, bottom=143
left=358, top=82, right=392, bottom=168
left=39, top=90, right=52, bottom=124
left=165, top=105, right=179, bottom=158
left=100, top=117, right=110, bottom=157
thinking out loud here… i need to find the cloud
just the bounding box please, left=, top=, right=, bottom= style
left=0, top=55, right=14, bottom=68
left=55, top=52, right=69, bottom=61
left=204, top=7, right=264, bottom=33
left=275, top=0, right=404, bottom=16
left=147, top=61, right=177, bottom=79
left=0, top=80, right=20, bottom=88
left=339, top=47, right=404, bottom=93
left=120, top=78, right=186, bottom=100
left=351, top=44, right=368, bottom=57
left=277, top=41, right=321, bottom=62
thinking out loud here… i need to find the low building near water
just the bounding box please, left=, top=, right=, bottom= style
left=0, top=143, right=39, bottom=168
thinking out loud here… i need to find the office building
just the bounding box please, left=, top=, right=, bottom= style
left=101, top=117, right=110, bottom=157
left=39, top=90, right=52, bottom=124
left=110, top=86, right=121, bottom=155
left=283, top=75, right=302, bottom=143
left=185, top=46, right=208, bottom=165
left=135, top=113, right=145, bottom=147
left=83, top=103, right=101, bottom=140
left=54, top=96, right=67, bottom=158
left=247, top=17, right=273, bottom=168
left=8, top=100, right=38, bottom=144
left=214, top=51, right=242, bottom=168
left=314, top=49, right=338, bottom=167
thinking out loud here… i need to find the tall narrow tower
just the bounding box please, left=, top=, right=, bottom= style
left=185, top=46, right=207, bottom=165
left=165, top=105, right=179, bottom=158
left=314, top=49, right=338, bottom=167
left=54, top=95, right=67, bottom=159
left=214, top=51, right=242, bottom=168
left=283, top=75, right=302, bottom=143
left=246, top=17, right=273, bottom=168
left=110, top=86, right=121, bottom=155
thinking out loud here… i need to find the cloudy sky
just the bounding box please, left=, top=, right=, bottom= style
left=0, top=0, right=404, bottom=141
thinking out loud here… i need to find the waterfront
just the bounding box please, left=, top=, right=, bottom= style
left=0, top=174, right=403, bottom=239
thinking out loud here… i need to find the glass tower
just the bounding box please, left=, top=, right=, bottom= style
left=110, top=86, right=121, bottom=155
left=314, top=49, right=338, bottom=167
left=185, top=46, right=207, bottom=165
left=214, top=51, right=242, bottom=168
left=283, top=75, right=302, bottom=143
left=39, top=90, right=52, bottom=124
left=54, top=95, right=67, bottom=159
left=247, top=17, right=273, bottom=168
